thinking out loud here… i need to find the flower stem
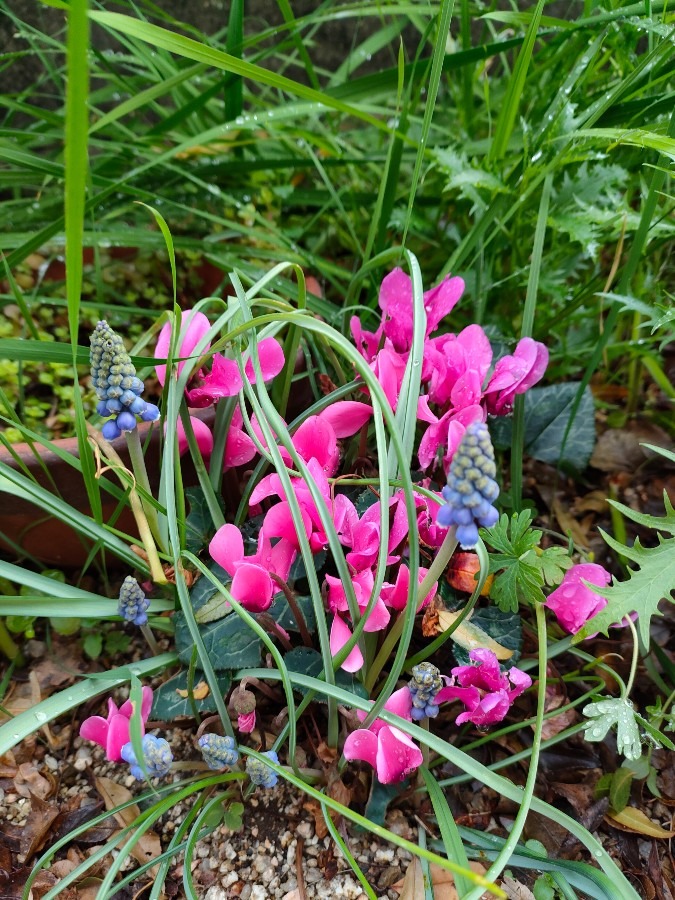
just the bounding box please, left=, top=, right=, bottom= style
left=140, top=624, right=161, bottom=656
left=87, top=425, right=167, bottom=584
left=365, top=527, right=457, bottom=693
left=623, top=614, right=640, bottom=699
left=462, top=601, right=549, bottom=900
left=0, top=619, right=22, bottom=664
left=125, top=427, right=163, bottom=546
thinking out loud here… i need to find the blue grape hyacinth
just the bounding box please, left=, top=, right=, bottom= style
left=246, top=750, right=279, bottom=788
left=437, top=421, right=499, bottom=549
left=198, top=733, right=240, bottom=770
left=118, top=576, right=150, bottom=626
left=408, top=662, right=444, bottom=721
left=90, top=320, right=160, bottom=440
left=121, top=734, right=173, bottom=780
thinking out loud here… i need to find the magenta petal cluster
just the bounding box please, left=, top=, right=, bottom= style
left=437, top=649, right=531, bottom=727
left=350, top=269, right=548, bottom=472
left=343, top=687, right=423, bottom=784
left=79, top=686, right=153, bottom=762
left=543, top=563, right=612, bottom=634
left=209, top=524, right=296, bottom=612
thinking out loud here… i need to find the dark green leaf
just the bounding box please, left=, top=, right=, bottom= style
left=269, top=594, right=316, bottom=633
left=609, top=767, right=633, bottom=812
left=283, top=647, right=368, bottom=703
left=491, top=382, right=596, bottom=470
left=452, top=606, right=523, bottom=668
left=152, top=669, right=232, bottom=719
left=364, top=779, right=403, bottom=827
left=185, top=487, right=223, bottom=554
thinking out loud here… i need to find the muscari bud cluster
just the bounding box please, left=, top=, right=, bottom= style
left=90, top=320, right=160, bottom=441
left=118, top=576, right=150, bottom=626
left=121, top=734, right=173, bottom=780
left=437, top=421, right=499, bottom=549
left=246, top=750, right=279, bottom=788
left=408, top=662, right=444, bottom=721
left=198, top=733, right=239, bottom=770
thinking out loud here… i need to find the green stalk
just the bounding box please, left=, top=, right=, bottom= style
left=365, top=527, right=458, bottom=692
left=87, top=425, right=167, bottom=584
left=125, top=427, right=163, bottom=546
left=462, top=601, right=548, bottom=900
left=0, top=619, right=22, bottom=664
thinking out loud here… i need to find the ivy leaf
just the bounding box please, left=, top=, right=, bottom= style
left=490, top=382, right=596, bottom=471
left=184, top=487, right=224, bottom=554
left=583, top=697, right=642, bottom=761
left=574, top=493, right=675, bottom=647
left=283, top=647, right=368, bottom=702
left=152, top=669, right=232, bottom=719
left=451, top=606, right=523, bottom=668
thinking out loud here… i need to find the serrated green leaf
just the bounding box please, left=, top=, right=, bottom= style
left=152, top=670, right=232, bottom=719
left=536, top=545, right=574, bottom=586
left=489, top=554, right=544, bottom=612
left=452, top=606, right=523, bottom=668
left=575, top=532, right=675, bottom=647
left=482, top=511, right=540, bottom=556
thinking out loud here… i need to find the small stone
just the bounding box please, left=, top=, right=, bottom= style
left=222, top=872, right=239, bottom=887
left=296, top=821, right=313, bottom=840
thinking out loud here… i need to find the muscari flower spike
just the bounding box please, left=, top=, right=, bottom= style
left=121, top=734, right=173, bottom=780
left=198, top=733, right=240, bottom=770
left=246, top=750, right=279, bottom=788
left=408, top=662, right=444, bottom=721
left=90, top=320, right=160, bottom=441
left=437, top=421, right=499, bottom=549
left=118, top=576, right=151, bottom=626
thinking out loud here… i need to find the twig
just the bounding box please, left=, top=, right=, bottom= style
left=295, top=837, right=308, bottom=900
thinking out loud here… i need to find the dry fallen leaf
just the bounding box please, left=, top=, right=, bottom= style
left=14, top=762, right=54, bottom=800
left=393, top=859, right=489, bottom=899
left=18, top=794, right=60, bottom=864
left=176, top=681, right=210, bottom=700
left=606, top=806, right=675, bottom=838
left=437, top=611, right=513, bottom=661
left=502, top=875, right=536, bottom=899
left=95, top=777, right=161, bottom=869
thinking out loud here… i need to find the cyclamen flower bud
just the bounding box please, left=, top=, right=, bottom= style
left=118, top=576, right=150, bottom=626
left=90, top=320, right=160, bottom=437
left=437, top=421, right=499, bottom=549
left=246, top=750, right=279, bottom=788
left=408, top=662, right=444, bottom=721
left=198, top=733, right=239, bottom=770
left=121, top=734, right=173, bottom=779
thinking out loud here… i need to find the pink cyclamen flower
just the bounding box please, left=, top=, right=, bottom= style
left=543, top=563, right=612, bottom=634
left=79, top=686, right=153, bottom=763
left=185, top=338, right=286, bottom=407
left=209, top=524, right=296, bottom=612
left=343, top=687, right=423, bottom=784
left=155, top=310, right=211, bottom=388
left=437, top=649, right=531, bottom=727
left=238, top=712, right=256, bottom=733
left=483, top=337, right=549, bottom=415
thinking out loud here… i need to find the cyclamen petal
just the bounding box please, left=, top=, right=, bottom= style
left=318, top=401, right=372, bottom=439
left=375, top=725, right=424, bottom=784
left=244, top=337, right=285, bottom=383
left=155, top=310, right=211, bottom=387
left=230, top=564, right=274, bottom=612
left=544, top=563, right=611, bottom=634
left=209, top=524, right=244, bottom=575
left=330, top=616, right=364, bottom=672
left=176, top=416, right=214, bottom=457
